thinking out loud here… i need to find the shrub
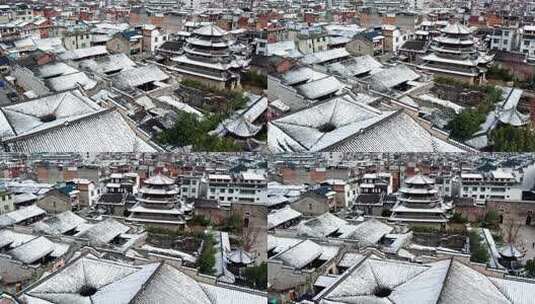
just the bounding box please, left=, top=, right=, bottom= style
left=469, top=230, right=489, bottom=264
left=199, top=233, right=217, bottom=275
left=242, top=262, right=267, bottom=290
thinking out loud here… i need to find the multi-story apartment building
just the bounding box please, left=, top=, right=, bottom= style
left=295, top=30, right=329, bottom=55
left=359, top=173, right=394, bottom=194
left=520, top=25, right=535, bottom=61
left=490, top=27, right=516, bottom=52
left=207, top=171, right=267, bottom=207
left=177, top=175, right=202, bottom=199
left=459, top=170, right=522, bottom=203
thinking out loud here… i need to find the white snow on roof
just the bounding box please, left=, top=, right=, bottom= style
left=297, top=76, right=345, bottom=100
left=267, top=235, right=301, bottom=253
left=157, top=95, right=204, bottom=117
left=275, top=239, right=323, bottom=269
left=328, top=55, right=383, bottom=77
left=267, top=40, right=302, bottom=58
left=337, top=252, right=365, bottom=268
left=0, top=90, right=101, bottom=136
left=37, top=62, right=78, bottom=78
left=113, top=65, right=169, bottom=88
left=340, top=218, right=393, bottom=246
left=76, top=218, right=130, bottom=244
left=79, top=53, right=136, bottom=74
left=0, top=205, right=46, bottom=226
left=268, top=94, right=395, bottom=152
left=194, top=24, right=227, bottom=36
left=368, top=65, right=420, bottom=89
left=0, top=229, right=36, bottom=248
left=46, top=71, right=97, bottom=92
left=32, top=211, right=86, bottom=235
left=418, top=94, right=464, bottom=114
left=200, top=283, right=267, bottom=304
left=9, top=236, right=55, bottom=264
left=59, top=46, right=109, bottom=61
left=141, top=244, right=197, bottom=263
left=301, top=48, right=350, bottom=65
left=296, top=212, right=348, bottom=238
left=268, top=206, right=302, bottom=229
left=3, top=109, right=156, bottom=153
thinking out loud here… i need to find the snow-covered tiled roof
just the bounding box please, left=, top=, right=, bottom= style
left=0, top=205, right=46, bottom=226
left=194, top=24, right=227, bottom=37
left=37, top=62, right=78, bottom=78
left=297, top=76, right=345, bottom=100
left=0, top=90, right=101, bottom=137
left=8, top=236, right=55, bottom=264
left=157, top=95, right=204, bottom=117
left=328, top=55, right=383, bottom=78
left=405, top=175, right=434, bottom=185
left=79, top=53, right=136, bottom=75
left=296, top=212, right=349, bottom=238
left=21, top=256, right=162, bottom=304
left=227, top=249, right=254, bottom=264
left=282, top=67, right=328, bottom=86
left=275, top=239, right=323, bottom=269
left=113, top=65, right=169, bottom=89
left=200, top=283, right=267, bottom=304
left=145, top=174, right=175, bottom=185
left=301, top=48, right=350, bottom=65
left=324, top=112, right=467, bottom=153
left=46, top=71, right=97, bottom=92
left=2, top=109, right=156, bottom=152
left=268, top=94, right=398, bottom=152
left=268, top=206, right=302, bottom=229
left=337, top=252, right=365, bottom=268
left=339, top=218, right=394, bottom=246
left=317, top=256, right=535, bottom=304
left=75, top=218, right=130, bottom=244
left=441, top=22, right=472, bottom=35
left=59, top=46, right=109, bottom=61
left=32, top=211, right=87, bottom=235
left=368, top=64, right=420, bottom=90
left=0, top=229, right=36, bottom=248
left=266, top=40, right=302, bottom=58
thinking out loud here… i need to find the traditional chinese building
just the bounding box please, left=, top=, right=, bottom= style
left=420, top=22, right=494, bottom=84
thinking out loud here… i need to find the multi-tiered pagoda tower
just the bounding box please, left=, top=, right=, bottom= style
left=420, top=22, right=493, bottom=84
left=390, top=175, right=452, bottom=226
left=128, top=174, right=192, bottom=230
left=172, top=24, right=246, bottom=89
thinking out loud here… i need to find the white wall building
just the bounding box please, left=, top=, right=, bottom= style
left=520, top=25, right=535, bottom=60
left=490, top=27, right=516, bottom=52
left=459, top=170, right=523, bottom=203
left=207, top=171, right=267, bottom=207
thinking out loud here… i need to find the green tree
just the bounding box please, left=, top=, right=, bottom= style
left=242, top=262, right=268, bottom=290
left=446, top=109, right=486, bottom=141
left=199, top=233, right=216, bottom=275
left=451, top=212, right=468, bottom=224
left=241, top=70, right=268, bottom=89
left=469, top=230, right=489, bottom=264
left=158, top=112, right=241, bottom=152
left=491, top=125, right=535, bottom=152
left=482, top=210, right=501, bottom=228
left=525, top=258, right=535, bottom=278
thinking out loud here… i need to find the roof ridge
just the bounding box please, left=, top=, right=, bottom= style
left=435, top=258, right=454, bottom=304
left=2, top=108, right=114, bottom=143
